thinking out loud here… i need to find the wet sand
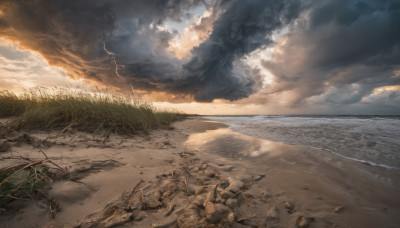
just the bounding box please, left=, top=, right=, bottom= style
left=0, top=117, right=399, bottom=227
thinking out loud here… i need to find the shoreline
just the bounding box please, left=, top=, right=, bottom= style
left=0, top=117, right=399, bottom=227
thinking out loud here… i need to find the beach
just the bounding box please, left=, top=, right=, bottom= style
left=0, top=117, right=399, bottom=227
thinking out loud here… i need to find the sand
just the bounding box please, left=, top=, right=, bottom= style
left=0, top=117, right=399, bottom=227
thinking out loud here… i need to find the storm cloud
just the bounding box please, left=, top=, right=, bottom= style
left=257, top=0, right=400, bottom=107
left=0, top=0, right=299, bottom=101
left=0, top=0, right=399, bottom=110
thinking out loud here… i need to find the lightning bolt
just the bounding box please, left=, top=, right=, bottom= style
left=103, top=42, right=124, bottom=79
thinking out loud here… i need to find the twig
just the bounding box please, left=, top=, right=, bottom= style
left=38, top=149, right=66, bottom=171
left=38, top=149, right=49, bottom=159
left=0, top=163, right=29, bottom=173
left=47, top=160, right=66, bottom=171
left=0, top=159, right=50, bottom=185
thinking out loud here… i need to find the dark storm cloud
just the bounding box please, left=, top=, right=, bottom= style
left=0, top=0, right=300, bottom=101
left=261, top=0, right=400, bottom=106
left=175, top=0, right=300, bottom=101
left=2, top=0, right=397, bottom=108
left=0, top=0, right=204, bottom=89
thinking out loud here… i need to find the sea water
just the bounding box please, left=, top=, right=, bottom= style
left=205, top=115, right=400, bottom=169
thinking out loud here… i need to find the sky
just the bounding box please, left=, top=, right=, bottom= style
left=0, top=0, right=399, bottom=115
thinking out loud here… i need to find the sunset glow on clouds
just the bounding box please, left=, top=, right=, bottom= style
left=0, top=39, right=92, bottom=93
left=0, top=0, right=399, bottom=114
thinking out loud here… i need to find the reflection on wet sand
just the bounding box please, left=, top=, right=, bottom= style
left=183, top=123, right=400, bottom=228
left=185, top=128, right=288, bottom=158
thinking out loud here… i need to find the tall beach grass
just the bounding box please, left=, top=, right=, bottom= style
left=0, top=88, right=185, bottom=134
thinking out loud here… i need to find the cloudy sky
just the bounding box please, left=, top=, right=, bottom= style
left=0, top=0, right=399, bottom=114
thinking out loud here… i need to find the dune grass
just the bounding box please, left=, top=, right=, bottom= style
left=0, top=162, right=49, bottom=207
left=0, top=88, right=185, bottom=134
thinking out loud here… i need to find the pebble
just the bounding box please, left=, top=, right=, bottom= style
left=205, top=169, right=216, bottom=178
left=334, top=206, right=344, bottom=213
left=225, top=212, right=235, bottom=225
left=193, top=194, right=206, bottom=207
left=217, top=180, right=229, bottom=189
left=254, top=174, right=266, bottom=182
left=296, top=216, right=313, bottom=228
left=142, top=190, right=161, bottom=209
left=226, top=177, right=245, bottom=193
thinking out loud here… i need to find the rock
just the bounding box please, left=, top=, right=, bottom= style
left=203, top=185, right=217, bottom=206
left=142, top=190, right=161, bottom=209
left=254, top=174, right=265, bottom=182
left=193, top=194, right=206, bottom=207
left=226, top=177, right=245, bottom=193
left=217, top=180, right=229, bottom=189
left=204, top=202, right=230, bottom=223
left=265, top=206, right=278, bottom=220
left=205, top=169, right=216, bottom=178
left=192, top=167, right=199, bottom=172
left=222, top=166, right=235, bottom=172
left=225, top=198, right=238, bottom=209
left=224, top=212, right=235, bottom=225
left=334, top=206, right=344, bottom=213
left=296, top=216, right=314, bottom=228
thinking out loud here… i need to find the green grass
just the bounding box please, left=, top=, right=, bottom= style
left=0, top=165, right=49, bottom=207
left=0, top=88, right=185, bottom=134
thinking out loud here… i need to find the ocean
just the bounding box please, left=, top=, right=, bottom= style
left=205, top=115, right=400, bottom=169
